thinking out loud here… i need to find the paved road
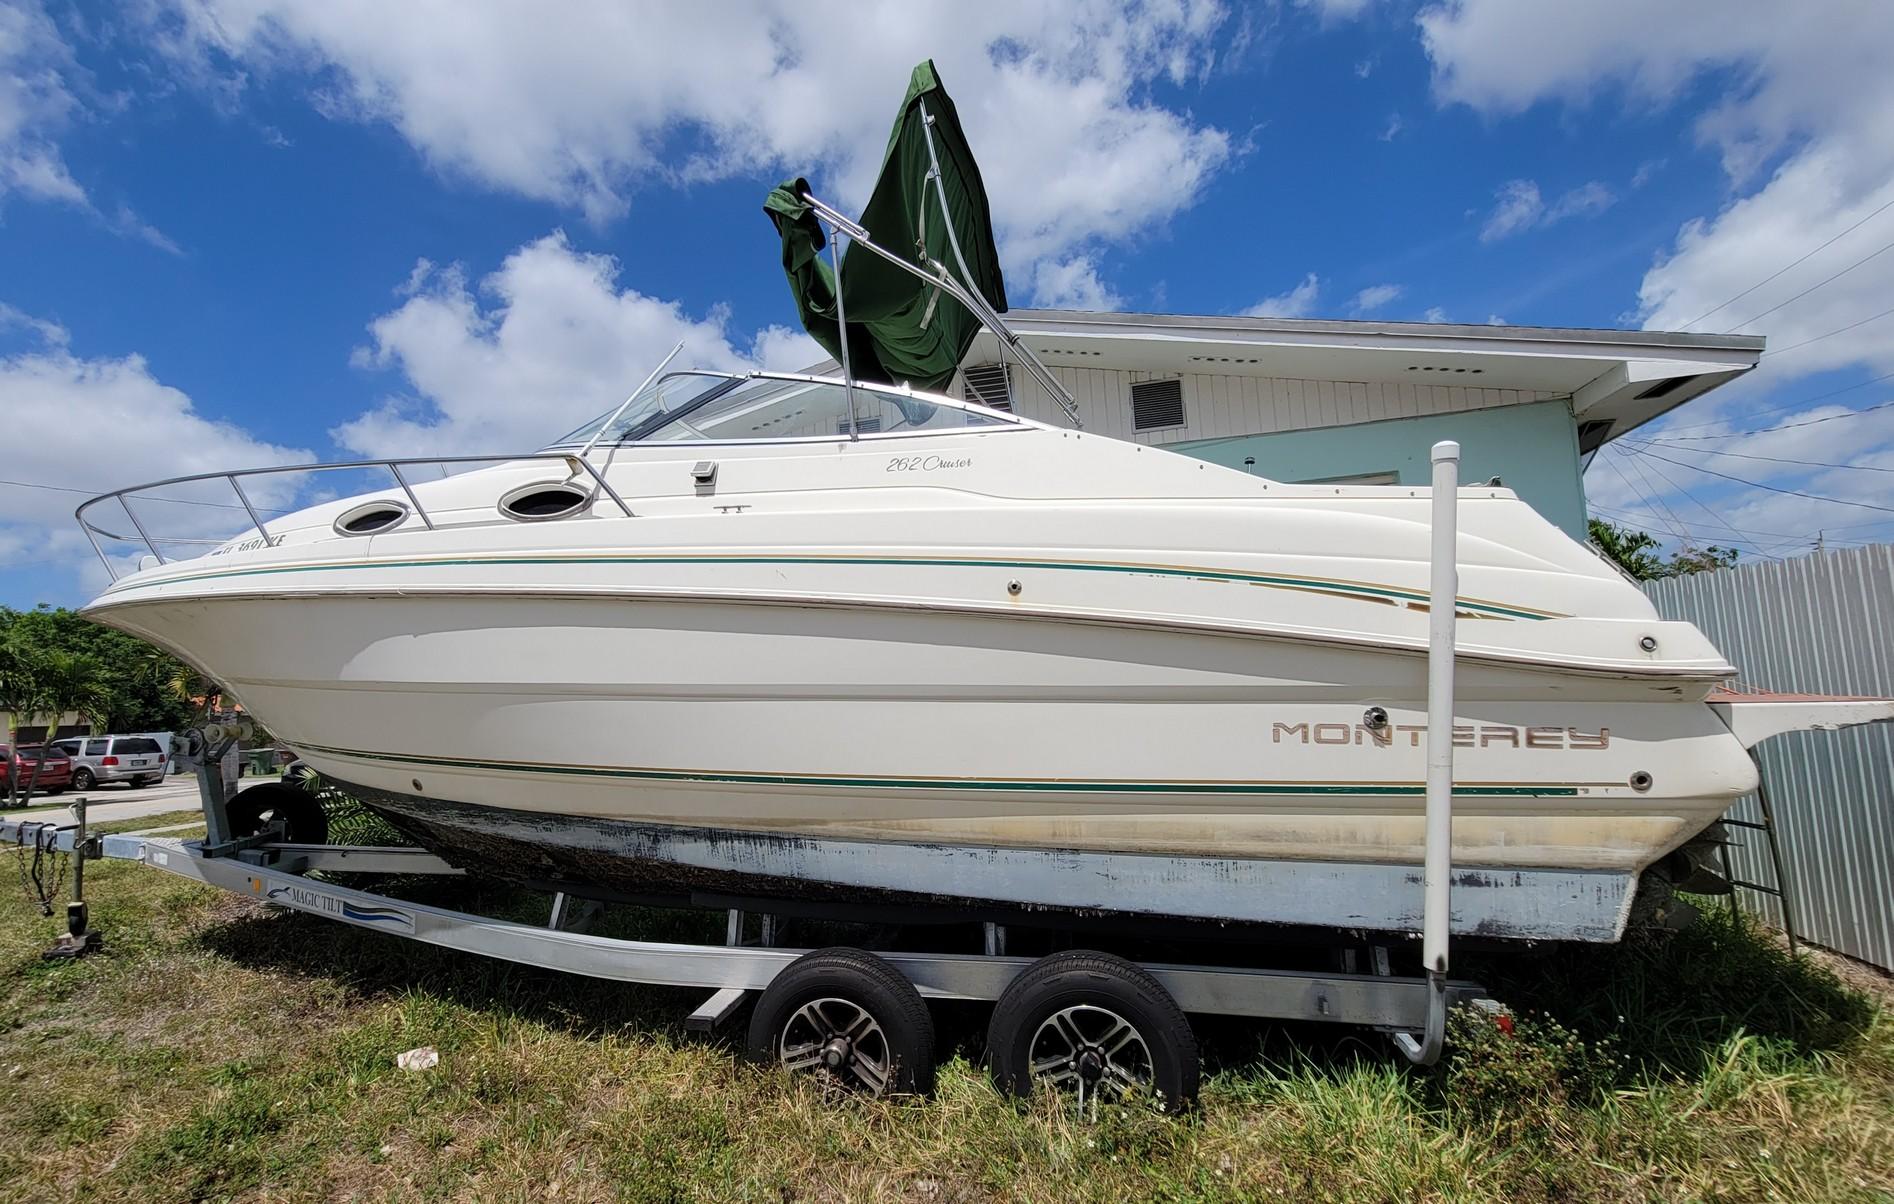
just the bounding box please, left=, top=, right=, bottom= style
left=2, top=773, right=273, bottom=826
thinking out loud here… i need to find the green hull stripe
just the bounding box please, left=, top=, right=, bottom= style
left=117, top=552, right=1556, bottom=621
left=299, top=742, right=1578, bottom=798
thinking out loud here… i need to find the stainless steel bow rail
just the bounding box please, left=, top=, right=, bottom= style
left=74, top=451, right=636, bottom=581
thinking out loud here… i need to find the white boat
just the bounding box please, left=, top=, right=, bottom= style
left=72, top=61, right=1892, bottom=948
left=73, top=363, right=1891, bottom=944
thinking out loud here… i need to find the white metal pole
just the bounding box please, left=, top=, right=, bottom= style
left=1389, top=438, right=1461, bottom=1065
left=1423, top=439, right=1459, bottom=979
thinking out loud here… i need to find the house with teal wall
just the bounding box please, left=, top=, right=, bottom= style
left=949, top=311, right=1762, bottom=539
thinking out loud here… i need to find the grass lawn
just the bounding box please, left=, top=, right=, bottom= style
left=0, top=847, right=1889, bottom=1202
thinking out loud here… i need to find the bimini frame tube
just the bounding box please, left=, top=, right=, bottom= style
left=794, top=164, right=1083, bottom=427
left=1395, top=438, right=1460, bottom=1066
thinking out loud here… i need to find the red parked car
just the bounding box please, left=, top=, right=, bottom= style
left=1, top=744, right=72, bottom=798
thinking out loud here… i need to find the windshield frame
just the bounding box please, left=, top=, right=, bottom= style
left=544, top=369, right=1028, bottom=451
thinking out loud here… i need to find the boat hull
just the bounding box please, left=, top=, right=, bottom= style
left=92, top=587, right=1757, bottom=944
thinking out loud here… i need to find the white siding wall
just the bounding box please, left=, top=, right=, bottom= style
left=973, top=364, right=1558, bottom=444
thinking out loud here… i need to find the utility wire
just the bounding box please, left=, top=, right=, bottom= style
left=1626, top=449, right=1786, bottom=559
left=1589, top=502, right=1850, bottom=544
left=1645, top=398, right=1894, bottom=442
left=1654, top=370, right=1894, bottom=433
left=1731, top=236, right=1894, bottom=330
left=1623, top=445, right=1894, bottom=514
left=1622, top=439, right=1894, bottom=474
left=1588, top=504, right=1812, bottom=554
left=1683, top=194, right=1894, bottom=329
left=1763, top=302, right=1894, bottom=358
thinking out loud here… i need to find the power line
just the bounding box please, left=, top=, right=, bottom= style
left=1654, top=370, right=1894, bottom=433
left=1588, top=504, right=1812, bottom=554
left=1732, top=236, right=1894, bottom=330
left=1625, top=449, right=1787, bottom=559
left=1623, top=439, right=1894, bottom=474
left=1683, top=194, right=1894, bottom=329
left=1645, top=398, right=1894, bottom=442
left=1763, top=301, right=1894, bottom=358
left=1599, top=450, right=1681, bottom=535
left=1623, top=445, right=1894, bottom=514
left=1588, top=503, right=1835, bottom=544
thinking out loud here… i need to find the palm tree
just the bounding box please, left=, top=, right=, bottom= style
left=18, top=650, right=112, bottom=802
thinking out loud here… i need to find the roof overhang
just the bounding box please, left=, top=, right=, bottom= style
left=969, top=310, right=1763, bottom=449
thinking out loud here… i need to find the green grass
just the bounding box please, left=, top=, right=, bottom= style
left=1, top=857, right=1889, bottom=1202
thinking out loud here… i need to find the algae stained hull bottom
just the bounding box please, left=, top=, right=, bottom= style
left=345, top=780, right=1636, bottom=943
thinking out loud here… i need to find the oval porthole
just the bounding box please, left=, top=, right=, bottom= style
left=334, top=500, right=409, bottom=536
left=499, top=481, right=593, bottom=522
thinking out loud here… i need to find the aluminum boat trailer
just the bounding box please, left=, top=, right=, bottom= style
left=4, top=792, right=1494, bottom=1108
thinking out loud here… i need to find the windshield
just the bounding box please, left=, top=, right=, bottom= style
left=551, top=372, right=1016, bottom=448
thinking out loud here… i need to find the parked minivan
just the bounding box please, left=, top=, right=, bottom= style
left=49, top=734, right=166, bottom=789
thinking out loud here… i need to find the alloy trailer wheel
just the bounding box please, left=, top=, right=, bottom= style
left=747, top=947, right=935, bottom=1098
left=987, top=950, right=1199, bottom=1113
left=225, top=782, right=329, bottom=845
left=71, top=768, right=95, bottom=791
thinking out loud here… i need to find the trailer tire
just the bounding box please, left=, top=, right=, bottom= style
left=226, top=782, right=329, bottom=845
left=747, top=947, right=935, bottom=1097
left=987, top=950, right=1199, bottom=1113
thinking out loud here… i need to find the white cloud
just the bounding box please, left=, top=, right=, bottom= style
left=0, top=312, right=310, bottom=591
left=1631, top=158, right=1665, bottom=189
left=1545, top=180, right=1614, bottom=222
left=337, top=232, right=829, bottom=457
left=1350, top=282, right=1403, bottom=314
left=1378, top=112, right=1404, bottom=141
left=1422, top=305, right=1449, bottom=323
left=1478, top=178, right=1614, bottom=241
left=1242, top=273, right=1320, bottom=319
left=1028, top=255, right=1125, bottom=311
left=1423, top=0, right=1894, bottom=394
left=0, top=0, right=86, bottom=207
left=0, top=3, right=183, bottom=252
left=1479, top=179, right=1542, bottom=242
left=1299, top=0, right=1374, bottom=21
left=159, top=1, right=1235, bottom=271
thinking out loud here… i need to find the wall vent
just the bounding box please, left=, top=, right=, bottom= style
left=1633, top=374, right=1694, bottom=401
left=962, top=363, right=1013, bottom=410
left=1130, top=378, right=1186, bottom=431
left=1576, top=419, right=1615, bottom=453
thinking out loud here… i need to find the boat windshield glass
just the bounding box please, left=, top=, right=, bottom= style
left=553, top=372, right=1016, bottom=446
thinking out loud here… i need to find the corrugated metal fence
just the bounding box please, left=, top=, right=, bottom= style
left=1643, top=544, right=1894, bottom=971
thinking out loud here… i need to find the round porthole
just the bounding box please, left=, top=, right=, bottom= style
left=499, top=481, right=593, bottom=522
left=334, top=500, right=409, bottom=536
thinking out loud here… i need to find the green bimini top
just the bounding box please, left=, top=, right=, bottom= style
left=763, top=59, right=1007, bottom=393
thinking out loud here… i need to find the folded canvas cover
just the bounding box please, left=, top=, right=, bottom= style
left=764, top=60, right=1006, bottom=392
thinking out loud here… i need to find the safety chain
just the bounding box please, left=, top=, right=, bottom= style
left=12, top=823, right=68, bottom=917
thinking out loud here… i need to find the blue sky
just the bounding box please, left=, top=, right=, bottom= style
left=4, top=0, right=1893, bottom=607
